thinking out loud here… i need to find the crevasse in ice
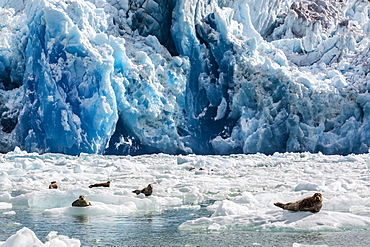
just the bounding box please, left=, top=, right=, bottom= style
left=0, top=0, right=369, bottom=155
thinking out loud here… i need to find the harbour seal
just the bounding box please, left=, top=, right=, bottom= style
left=132, top=184, right=153, bottom=196
left=189, top=167, right=206, bottom=171
left=49, top=181, right=58, bottom=189
left=274, top=193, right=323, bottom=213
left=72, top=195, right=92, bottom=207
left=89, top=181, right=110, bottom=188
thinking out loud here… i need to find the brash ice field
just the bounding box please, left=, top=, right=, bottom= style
left=0, top=150, right=370, bottom=246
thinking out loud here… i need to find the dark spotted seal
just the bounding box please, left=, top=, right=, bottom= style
left=72, top=195, right=92, bottom=207
left=89, top=181, right=110, bottom=188
left=49, top=181, right=58, bottom=189
left=274, top=193, right=322, bottom=213
left=132, top=184, right=153, bottom=196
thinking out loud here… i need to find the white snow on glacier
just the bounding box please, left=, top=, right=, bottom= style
left=0, top=0, right=370, bottom=155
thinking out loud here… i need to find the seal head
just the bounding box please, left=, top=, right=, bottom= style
left=49, top=181, right=58, bottom=189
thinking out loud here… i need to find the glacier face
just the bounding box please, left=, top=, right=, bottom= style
left=0, top=0, right=369, bottom=155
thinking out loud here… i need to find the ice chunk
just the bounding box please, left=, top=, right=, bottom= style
left=214, top=98, right=227, bottom=121
left=0, top=172, right=12, bottom=190
left=45, top=231, right=80, bottom=247
left=0, top=227, right=80, bottom=247
left=0, top=227, right=43, bottom=247
left=0, top=202, right=12, bottom=210
left=294, top=183, right=320, bottom=191
left=211, top=200, right=250, bottom=217
left=2, top=211, right=15, bottom=215
left=292, top=243, right=328, bottom=247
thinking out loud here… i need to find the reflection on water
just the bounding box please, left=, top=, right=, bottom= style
left=1, top=205, right=370, bottom=246
left=72, top=215, right=90, bottom=224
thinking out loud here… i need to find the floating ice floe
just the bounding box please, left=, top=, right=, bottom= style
left=43, top=201, right=137, bottom=216
left=0, top=227, right=80, bottom=247
left=180, top=205, right=370, bottom=232
left=0, top=202, right=12, bottom=210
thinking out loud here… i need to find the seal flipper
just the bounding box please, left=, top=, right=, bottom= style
left=132, top=189, right=141, bottom=195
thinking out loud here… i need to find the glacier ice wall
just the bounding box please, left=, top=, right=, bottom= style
left=0, top=0, right=369, bottom=155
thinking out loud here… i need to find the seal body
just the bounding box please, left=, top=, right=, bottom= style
left=72, top=195, right=92, bottom=207
left=89, top=181, right=110, bottom=188
left=132, top=184, right=153, bottom=196
left=49, top=181, right=58, bottom=189
left=141, top=184, right=153, bottom=196
left=274, top=193, right=323, bottom=213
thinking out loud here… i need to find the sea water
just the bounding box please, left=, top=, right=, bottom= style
left=1, top=149, right=370, bottom=246
left=3, top=206, right=370, bottom=246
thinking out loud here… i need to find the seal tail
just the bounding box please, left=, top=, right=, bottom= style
left=274, top=202, right=285, bottom=209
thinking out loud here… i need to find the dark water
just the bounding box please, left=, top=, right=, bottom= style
left=1, top=205, right=370, bottom=247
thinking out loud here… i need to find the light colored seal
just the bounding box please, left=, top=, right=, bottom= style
left=89, top=181, right=110, bottom=188
left=72, top=195, right=92, bottom=207
left=132, top=184, right=153, bottom=196
left=49, top=181, right=58, bottom=189
left=274, top=193, right=323, bottom=213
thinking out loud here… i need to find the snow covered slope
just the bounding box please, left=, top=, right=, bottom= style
left=0, top=0, right=369, bottom=155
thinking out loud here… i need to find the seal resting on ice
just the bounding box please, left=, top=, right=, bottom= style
left=132, top=184, right=153, bottom=196
left=72, top=195, right=92, bottom=207
left=49, top=181, right=58, bottom=189
left=274, top=193, right=323, bottom=213
left=89, top=181, right=110, bottom=188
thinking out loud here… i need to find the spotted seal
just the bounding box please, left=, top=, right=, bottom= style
left=274, top=193, right=323, bottom=213
left=72, top=195, right=92, bottom=207
left=89, top=181, right=110, bottom=188
left=132, top=184, right=153, bottom=196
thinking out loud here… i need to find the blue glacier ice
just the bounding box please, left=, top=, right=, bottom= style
left=0, top=0, right=369, bottom=155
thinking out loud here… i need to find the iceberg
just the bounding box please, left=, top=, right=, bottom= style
left=0, top=0, right=370, bottom=155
